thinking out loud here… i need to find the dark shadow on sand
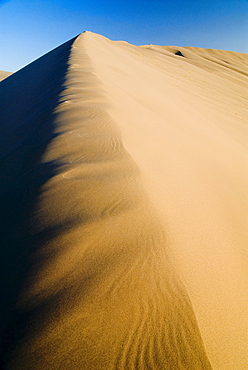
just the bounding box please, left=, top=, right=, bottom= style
left=0, top=35, right=78, bottom=367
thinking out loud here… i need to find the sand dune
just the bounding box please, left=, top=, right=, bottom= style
left=0, top=32, right=247, bottom=369
left=0, top=70, right=12, bottom=81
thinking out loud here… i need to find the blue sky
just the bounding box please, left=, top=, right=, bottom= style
left=0, top=0, right=247, bottom=72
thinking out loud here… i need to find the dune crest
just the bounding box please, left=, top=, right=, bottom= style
left=1, top=31, right=247, bottom=369
left=0, top=33, right=211, bottom=369
left=82, top=32, right=248, bottom=369
left=0, top=31, right=212, bottom=370
left=0, top=70, right=12, bottom=81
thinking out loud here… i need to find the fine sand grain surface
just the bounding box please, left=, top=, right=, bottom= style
left=0, top=32, right=247, bottom=369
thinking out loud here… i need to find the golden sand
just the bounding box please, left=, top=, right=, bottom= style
left=0, top=70, right=12, bottom=81
left=0, top=32, right=247, bottom=369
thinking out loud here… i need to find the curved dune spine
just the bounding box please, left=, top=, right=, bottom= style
left=0, top=33, right=212, bottom=369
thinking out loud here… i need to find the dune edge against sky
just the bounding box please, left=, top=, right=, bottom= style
left=0, top=31, right=247, bottom=369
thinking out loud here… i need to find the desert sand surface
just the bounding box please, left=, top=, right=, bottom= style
left=0, top=70, right=12, bottom=81
left=0, top=31, right=247, bottom=369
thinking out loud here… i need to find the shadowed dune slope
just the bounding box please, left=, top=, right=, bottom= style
left=0, top=33, right=212, bottom=369
left=0, top=31, right=247, bottom=369
left=0, top=35, right=78, bottom=366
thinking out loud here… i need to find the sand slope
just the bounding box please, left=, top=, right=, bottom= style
left=83, top=33, right=248, bottom=369
left=0, top=32, right=247, bottom=369
left=0, top=70, right=12, bottom=81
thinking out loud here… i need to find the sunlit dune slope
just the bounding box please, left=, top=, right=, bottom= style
left=0, top=31, right=247, bottom=369
left=0, top=70, right=12, bottom=81
left=83, top=33, right=248, bottom=369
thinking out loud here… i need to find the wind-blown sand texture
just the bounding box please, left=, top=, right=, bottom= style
left=0, top=32, right=247, bottom=369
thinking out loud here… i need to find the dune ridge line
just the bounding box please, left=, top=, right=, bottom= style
left=0, top=32, right=213, bottom=369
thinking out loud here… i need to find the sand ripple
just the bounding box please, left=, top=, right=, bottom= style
left=0, top=33, right=213, bottom=369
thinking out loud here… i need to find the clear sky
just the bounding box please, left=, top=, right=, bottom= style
left=0, top=0, right=247, bottom=72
